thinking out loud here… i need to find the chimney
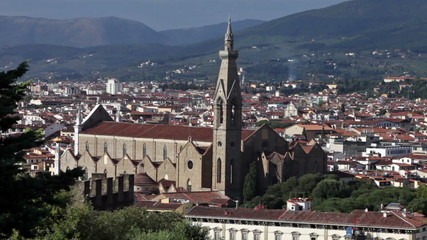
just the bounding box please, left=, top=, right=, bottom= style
left=383, top=212, right=387, bottom=218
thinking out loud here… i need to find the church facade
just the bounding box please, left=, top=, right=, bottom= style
left=59, top=20, right=327, bottom=199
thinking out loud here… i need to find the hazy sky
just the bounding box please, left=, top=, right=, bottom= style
left=0, top=0, right=347, bottom=30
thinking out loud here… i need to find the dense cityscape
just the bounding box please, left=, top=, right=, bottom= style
left=3, top=0, right=427, bottom=240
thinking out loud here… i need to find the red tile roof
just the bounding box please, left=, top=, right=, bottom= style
left=186, top=207, right=426, bottom=229
left=158, top=191, right=229, bottom=205
left=81, top=121, right=255, bottom=142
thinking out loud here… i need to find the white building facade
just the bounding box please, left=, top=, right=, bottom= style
left=106, top=78, right=123, bottom=94
left=186, top=206, right=427, bottom=240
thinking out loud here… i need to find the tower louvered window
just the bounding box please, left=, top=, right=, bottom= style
left=163, top=145, right=167, bottom=160
left=217, top=158, right=222, bottom=183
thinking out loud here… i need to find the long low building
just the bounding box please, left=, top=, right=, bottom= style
left=185, top=206, right=427, bottom=240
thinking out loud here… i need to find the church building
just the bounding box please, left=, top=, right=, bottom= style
left=59, top=19, right=327, bottom=200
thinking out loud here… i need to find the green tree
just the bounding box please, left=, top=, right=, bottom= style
left=416, top=184, right=427, bottom=199
left=407, top=198, right=427, bottom=216
left=0, top=62, right=83, bottom=238
left=296, top=173, right=323, bottom=194
left=37, top=203, right=207, bottom=240
left=312, top=179, right=351, bottom=200
left=243, top=161, right=258, bottom=203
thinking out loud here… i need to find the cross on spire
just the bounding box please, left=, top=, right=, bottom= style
left=225, top=17, right=233, bottom=51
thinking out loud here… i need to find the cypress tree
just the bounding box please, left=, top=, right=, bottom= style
left=0, top=62, right=83, bottom=238
left=243, top=161, right=258, bottom=203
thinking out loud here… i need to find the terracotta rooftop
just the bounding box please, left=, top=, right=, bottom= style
left=135, top=200, right=183, bottom=211
left=81, top=121, right=255, bottom=142
left=155, top=191, right=229, bottom=206
left=135, top=173, right=156, bottom=185
left=186, top=207, right=426, bottom=229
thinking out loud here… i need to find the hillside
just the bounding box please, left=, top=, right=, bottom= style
left=160, top=19, right=264, bottom=46
left=0, top=16, right=264, bottom=48
left=0, top=16, right=166, bottom=47
left=3, top=0, right=427, bottom=82
left=237, top=0, right=427, bottom=50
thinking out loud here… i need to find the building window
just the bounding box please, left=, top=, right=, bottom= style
left=253, top=230, right=261, bottom=240
left=310, top=233, right=319, bottom=240
left=103, top=142, right=108, bottom=153
left=85, top=141, right=89, bottom=152
left=274, top=231, right=283, bottom=240
left=332, top=234, right=341, bottom=240
left=292, top=232, right=301, bottom=240
left=187, top=160, right=193, bottom=169
left=217, top=158, right=222, bottom=183
left=241, top=230, right=249, bottom=240
left=217, top=98, right=224, bottom=124
left=229, top=229, right=237, bottom=240
left=230, top=158, right=234, bottom=184
left=187, top=179, right=192, bottom=192
left=213, top=228, right=221, bottom=240
left=123, top=144, right=127, bottom=157
left=214, top=231, right=220, bottom=240
left=143, top=143, right=147, bottom=158
left=163, top=145, right=167, bottom=160
left=230, top=102, right=236, bottom=124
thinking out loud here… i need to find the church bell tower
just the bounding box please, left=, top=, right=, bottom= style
left=212, top=18, right=242, bottom=198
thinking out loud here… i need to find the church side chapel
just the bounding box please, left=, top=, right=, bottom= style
left=59, top=19, right=327, bottom=199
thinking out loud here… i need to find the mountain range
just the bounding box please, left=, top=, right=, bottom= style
left=2, top=0, right=427, bottom=81
left=0, top=16, right=264, bottom=47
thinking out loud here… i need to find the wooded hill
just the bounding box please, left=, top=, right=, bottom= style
left=2, top=0, right=427, bottom=82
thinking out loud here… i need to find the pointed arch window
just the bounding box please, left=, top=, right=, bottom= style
left=163, top=145, right=167, bottom=160
left=230, top=102, right=236, bottom=124
left=122, top=143, right=127, bottom=157
left=85, top=141, right=89, bottom=152
left=216, top=98, right=224, bottom=124
left=230, top=158, right=234, bottom=184
left=187, top=179, right=192, bottom=192
left=103, top=142, right=108, bottom=153
left=217, top=158, right=222, bottom=183
left=143, top=143, right=147, bottom=158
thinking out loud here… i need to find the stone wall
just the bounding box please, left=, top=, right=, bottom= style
left=75, top=174, right=134, bottom=210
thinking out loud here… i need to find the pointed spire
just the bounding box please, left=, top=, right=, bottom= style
left=115, top=105, right=121, bottom=122
left=54, top=142, right=61, bottom=175
left=225, top=17, right=233, bottom=51
left=74, top=103, right=83, bottom=156
left=76, top=104, right=82, bottom=126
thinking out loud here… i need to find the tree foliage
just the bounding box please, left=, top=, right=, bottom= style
left=33, top=203, right=207, bottom=240
left=244, top=173, right=427, bottom=215
left=0, top=62, right=83, bottom=238
left=243, top=161, right=258, bottom=203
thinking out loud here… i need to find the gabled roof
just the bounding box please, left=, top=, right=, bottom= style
left=135, top=173, right=156, bottom=185
left=81, top=121, right=255, bottom=143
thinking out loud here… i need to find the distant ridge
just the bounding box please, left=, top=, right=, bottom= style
left=0, top=16, right=264, bottom=48
left=0, top=16, right=166, bottom=48
left=2, top=0, right=427, bottom=81
left=160, top=19, right=264, bottom=46
left=237, top=0, right=427, bottom=50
